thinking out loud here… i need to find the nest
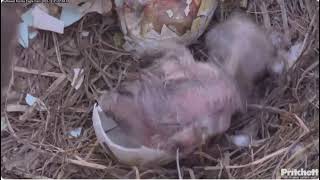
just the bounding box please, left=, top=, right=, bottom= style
left=1, top=0, right=319, bottom=178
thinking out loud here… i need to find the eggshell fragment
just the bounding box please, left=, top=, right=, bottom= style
left=92, top=104, right=173, bottom=166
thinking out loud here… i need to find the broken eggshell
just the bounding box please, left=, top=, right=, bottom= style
left=92, top=104, right=174, bottom=166
left=115, top=0, right=217, bottom=52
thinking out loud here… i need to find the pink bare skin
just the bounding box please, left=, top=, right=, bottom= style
left=99, top=43, right=243, bottom=155
left=205, top=14, right=285, bottom=102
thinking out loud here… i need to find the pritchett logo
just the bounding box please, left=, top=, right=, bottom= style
left=281, top=168, right=319, bottom=178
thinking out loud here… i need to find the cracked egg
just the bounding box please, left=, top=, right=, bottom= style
left=115, top=0, right=217, bottom=52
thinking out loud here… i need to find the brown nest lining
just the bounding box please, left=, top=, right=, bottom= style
left=1, top=0, right=319, bottom=178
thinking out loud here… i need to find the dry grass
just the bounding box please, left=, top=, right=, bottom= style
left=1, top=0, right=319, bottom=178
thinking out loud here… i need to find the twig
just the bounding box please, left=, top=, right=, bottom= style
left=10, top=169, right=49, bottom=179
left=204, top=147, right=289, bottom=170
left=223, top=152, right=234, bottom=178
left=247, top=10, right=282, bottom=14
left=99, top=38, right=129, bottom=53
left=186, top=168, right=196, bottom=179
left=240, top=0, right=248, bottom=8
left=247, top=160, right=276, bottom=178
left=3, top=112, right=18, bottom=138
left=304, top=0, right=315, bottom=20
left=295, top=60, right=319, bottom=100
left=292, top=9, right=319, bottom=70
left=176, top=148, right=183, bottom=179
left=6, top=104, right=28, bottom=112
left=44, top=110, right=51, bottom=132
left=194, top=151, right=220, bottom=163
left=85, top=140, right=99, bottom=160
left=19, top=74, right=66, bottom=121
left=14, top=66, right=63, bottom=78
left=52, top=33, right=67, bottom=76
left=259, top=1, right=271, bottom=30
left=115, top=64, right=129, bottom=89
left=247, top=104, right=288, bottom=114
left=277, top=0, right=290, bottom=39
left=250, top=103, right=310, bottom=133
left=83, top=50, right=113, bottom=89
left=293, top=114, right=310, bottom=133
left=271, top=131, right=311, bottom=178
left=43, top=74, right=67, bottom=98
left=132, top=166, right=140, bottom=179
left=67, top=158, right=109, bottom=170
left=282, top=139, right=319, bottom=167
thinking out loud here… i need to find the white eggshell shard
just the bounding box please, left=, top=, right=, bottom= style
left=92, top=104, right=173, bottom=166
left=230, top=134, right=251, bottom=147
